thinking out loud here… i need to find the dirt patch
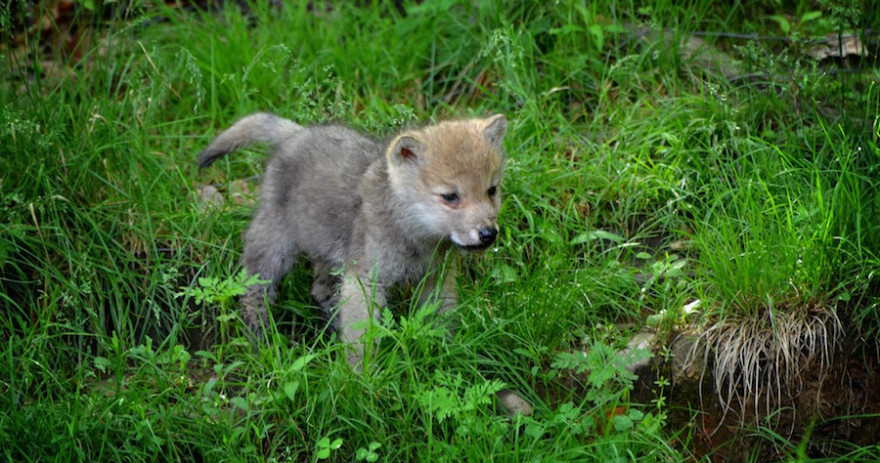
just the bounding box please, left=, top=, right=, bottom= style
left=643, top=333, right=880, bottom=460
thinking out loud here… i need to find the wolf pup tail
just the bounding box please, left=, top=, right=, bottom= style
left=198, top=113, right=304, bottom=168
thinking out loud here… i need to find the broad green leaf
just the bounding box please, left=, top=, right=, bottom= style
left=588, top=24, right=604, bottom=51
left=93, top=356, right=112, bottom=372
left=801, top=11, right=822, bottom=22
left=572, top=229, right=625, bottom=245
left=283, top=381, right=299, bottom=401
left=612, top=414, right=634, bottom=431
left=768, top=15, right=791, bottom=34
left=491, top=264, right=518, bottom=284
left=291, top=353, right=318, bottom=372
left=524, top=422, right=544, bottom=439
left=230, top=397, right=249, bottom=412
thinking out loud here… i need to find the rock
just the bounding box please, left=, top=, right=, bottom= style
left=622, top=330, right=656, bottom=404
left=229, top=179, right=258, bottom=206
left=623, top=331, right=654, bottom=375
left=196, top=184, right=223, bottom=210
left=495, top=389, right=533, bottom=417
left=669, top=334, right=705, bottom=383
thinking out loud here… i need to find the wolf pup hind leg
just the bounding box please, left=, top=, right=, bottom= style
left=199, top=112, right=507, bottom=369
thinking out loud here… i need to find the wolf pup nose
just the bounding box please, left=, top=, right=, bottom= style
left=198, top=112, right=507, bottom=369
left=479, top=227, right=498, bottom=245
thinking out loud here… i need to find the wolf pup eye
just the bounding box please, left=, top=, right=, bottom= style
left=487, top=186, right=497, bottom=197
left=440, top=193, right=460, bottom=205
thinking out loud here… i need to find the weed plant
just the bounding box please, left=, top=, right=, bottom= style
left=2, top=0, right=880, bottom=461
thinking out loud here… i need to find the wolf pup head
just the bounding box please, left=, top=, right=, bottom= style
left=386, top=114, right=507, bottom=250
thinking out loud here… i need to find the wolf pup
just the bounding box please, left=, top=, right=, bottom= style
left=198, top=112, right=507, bottom=368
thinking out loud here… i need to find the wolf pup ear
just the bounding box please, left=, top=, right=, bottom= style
left=482, top=114, right=507, bottom=149
left=388, top=135, right=426, bottom=167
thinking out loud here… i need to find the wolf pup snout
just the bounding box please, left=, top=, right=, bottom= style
left=479, top=227, right=498, bottom=244
left=198, top=112, right=507, bottom=369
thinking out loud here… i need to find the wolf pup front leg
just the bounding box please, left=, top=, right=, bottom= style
left=335, top=269, right=388, bottom=369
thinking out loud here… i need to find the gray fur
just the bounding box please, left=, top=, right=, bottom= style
left=198, top=113, right=304, bottom=168
left=198, top=112, right=507, bottom=368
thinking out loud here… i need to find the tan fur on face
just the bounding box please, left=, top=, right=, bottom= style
left=416, top=119, right=505, bottom=191
left=385, top=116, right=506, bottom=247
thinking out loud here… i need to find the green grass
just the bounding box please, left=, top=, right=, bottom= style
left=2, top=0, right=880, bottom=461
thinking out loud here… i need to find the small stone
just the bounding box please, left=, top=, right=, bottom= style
left=196, top=184, right=223, bottom=210
left=670, top=334, right=705, bottom=382
left=495, top=389, right=533, bottom=417
left=229, top=179, right=257, bottom=206
left=621, top=331, right=657, bottom=404
left=623, top=331, right=655, bottom=374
